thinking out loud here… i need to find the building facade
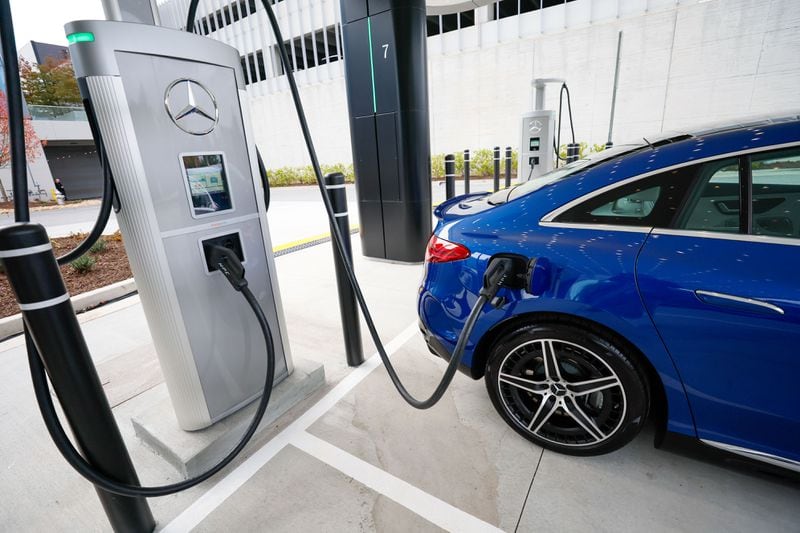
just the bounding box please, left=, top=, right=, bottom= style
left=18, top=41, right=103, bottom=200
left=157, top=0, right=800, bottom=169
left=0, top=47, right=56, bottom=202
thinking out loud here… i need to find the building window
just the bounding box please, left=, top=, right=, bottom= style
left=520, top=0, right=541, bottom=14
left=489, top=0, right=576, bottom=21
left=241, top=24, right=342, bottom=84
left=427, top=10, right=475, bottom=36
left=459, top=10, right=476, bottom=28
left=427, top=16, right=441, bottom=36
left=497, top=0, right=519, bottom=20
left=441, top=13, right=458, bottom=33
left=197, top=0, right=279, bottom=35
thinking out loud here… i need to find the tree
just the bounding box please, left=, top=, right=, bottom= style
left=19, top=57, right=81, bottom=107
left=0, top=91, right=45, bottom=201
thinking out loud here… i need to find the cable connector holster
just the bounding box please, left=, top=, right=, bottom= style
left=207, top=244, right=248, bottom=291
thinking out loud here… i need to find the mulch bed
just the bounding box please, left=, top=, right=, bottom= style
left=0, top=232, right=132, bottom=319
left=0, top=199, right=91, bottom=213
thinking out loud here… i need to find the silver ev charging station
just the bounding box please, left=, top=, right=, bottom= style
left=519, top=109, right=555, bottom=180
left=519, top=78, right=563, bottom=180
left=67, top=19, right=292, bottom=431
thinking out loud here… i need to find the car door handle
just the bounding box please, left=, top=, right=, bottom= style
left=695, top=290, right=785, bottom=315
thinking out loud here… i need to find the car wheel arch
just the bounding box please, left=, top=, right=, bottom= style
left=473, top=311, right=669, bottom=446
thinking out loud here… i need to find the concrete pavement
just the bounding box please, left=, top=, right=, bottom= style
left=1, top=232, right=798, bottom=532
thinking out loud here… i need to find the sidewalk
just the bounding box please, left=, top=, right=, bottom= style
left=1, top=236, right=799, bottom=532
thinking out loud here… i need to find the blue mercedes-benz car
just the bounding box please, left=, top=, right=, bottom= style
left=419, top=114, right=800, bottom=470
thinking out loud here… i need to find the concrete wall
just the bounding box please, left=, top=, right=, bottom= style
left=32, top=119, right=93, bottom=142
left=0, top=142, right=56, bottom=202
left=157, top=0, right=800, bottom=169
left=427, top=0, right=800, bottom=156
left=249, top=73, right=352, bottom=168
left=238, top=0, right=800, bottom=168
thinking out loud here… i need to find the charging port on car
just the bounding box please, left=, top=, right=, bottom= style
left=202, top=233, right=244, bottom=273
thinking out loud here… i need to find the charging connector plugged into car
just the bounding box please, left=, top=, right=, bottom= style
left=480, top=255, right=528, bottom=308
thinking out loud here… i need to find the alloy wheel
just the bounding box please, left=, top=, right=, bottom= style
left=496, top=338, right=627, bottom=447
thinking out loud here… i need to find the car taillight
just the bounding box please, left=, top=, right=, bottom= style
left=425, top=235, right=470, bottom=263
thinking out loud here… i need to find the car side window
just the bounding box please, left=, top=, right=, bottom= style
left=750, top=148, right=800, bottom=239
left=674, top=158, right=740, bottom=233
left=554, top=165, right=697, bottom=227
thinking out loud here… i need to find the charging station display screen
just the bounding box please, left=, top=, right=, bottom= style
left=529, top=137, right=540, bottom=151
left=181, top=153, right=233, bottom=217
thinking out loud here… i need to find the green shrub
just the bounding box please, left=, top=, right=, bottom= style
left=267, top=164, right=355, bottom=186
left=70, top=255, right=95, bottom=274
left=471, top=148, right=494, bottom=177
left=268, top=149, right=519, bottom=184
left=430, top=154, right=445, bottom=179
left=558, top=141, right=605, bottom=161
left=89, top=238, right=107, bottom=253
left=430, top=148, right=519, bottom=179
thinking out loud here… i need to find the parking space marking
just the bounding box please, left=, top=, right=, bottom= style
left=162, top=322, right=419, bottom=533
left=293, top=432, right=503, bottom=532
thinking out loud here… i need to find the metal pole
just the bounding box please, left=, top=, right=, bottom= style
left=324, top=173, right=364, bottom=367
left=444, top=154, right=456, bottom=199
left=463, top=149, right=470, bottom=194
left=0, top=0, right=30, bottom=222
left=493, top=146, right=500, bottom=192
left=607, top=30, right=623, bottom=148
left=101, top=0, right=161, bottom=25
left=504, top=147, right=512, bottom=188
left=0, top=223, right=155, bottom=533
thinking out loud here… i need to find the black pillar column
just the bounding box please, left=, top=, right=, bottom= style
left=340, top=0, right=432, bottom=263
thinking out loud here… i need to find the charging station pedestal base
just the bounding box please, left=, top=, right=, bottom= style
left=131, top=357, right=324, bottom=477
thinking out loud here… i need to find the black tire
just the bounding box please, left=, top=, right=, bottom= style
left=485, top=323, right=649, bottom=456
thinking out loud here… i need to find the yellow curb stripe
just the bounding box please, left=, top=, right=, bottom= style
left=271, top=224, right=359, bottom=253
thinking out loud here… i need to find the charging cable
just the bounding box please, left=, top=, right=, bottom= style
left=24, top=245, right=276, bottom=497
left=186, top=0, right=518, bottom=410
left=554, top=82, right=576, bottom=166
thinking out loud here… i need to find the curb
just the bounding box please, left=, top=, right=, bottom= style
left=0, top=225, right=363, bottom=341
left=0, top=277, right=138, bottom=340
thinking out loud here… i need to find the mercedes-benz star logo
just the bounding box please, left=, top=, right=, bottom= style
left=528, top=120, right=543, bottom=134
left=164, top=79, right=219, bottom=135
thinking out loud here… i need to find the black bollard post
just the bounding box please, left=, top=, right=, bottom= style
left=566, top=143, right=581, bottom=164
left=324, top=173, right=364, bottom=367
left=463, top=149, right=470, bottom=194
left=493, top=146, right=500, bottom=192
left=504, top=146, right=512, bottom=188
left=444, top=154, right=456, bottom=199
left=0, top=223, right=155, bottom=533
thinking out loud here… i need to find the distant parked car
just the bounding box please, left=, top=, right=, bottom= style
left=419, top=114, right=800, bottom=471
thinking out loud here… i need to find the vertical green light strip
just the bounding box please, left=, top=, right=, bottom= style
left=366, top=17, right=377, bottom=114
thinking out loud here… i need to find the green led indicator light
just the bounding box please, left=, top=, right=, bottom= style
left=366, top=18, right=377, bottom=114
left=67, top=32, right=95, bottom=44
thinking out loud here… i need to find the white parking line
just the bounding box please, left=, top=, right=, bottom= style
left=161, top=322, right=419, bottom=532
left=293, top=432, right=503, bottom=533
